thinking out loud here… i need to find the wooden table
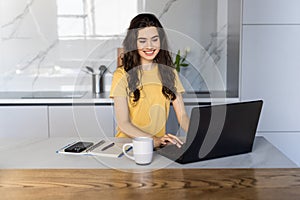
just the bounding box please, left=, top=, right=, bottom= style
left=1, top=168, right=300, bottom=200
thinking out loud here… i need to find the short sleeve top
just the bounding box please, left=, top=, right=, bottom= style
left=110, top=65, right=185, bottom=138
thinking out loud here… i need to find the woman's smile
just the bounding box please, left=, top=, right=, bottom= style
left=143, top=49, right=157, bottom=56
left=137, top=26, right=160, bottom=65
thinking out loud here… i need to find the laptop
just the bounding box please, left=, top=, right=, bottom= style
left=157, top=100, right=263, bottom=164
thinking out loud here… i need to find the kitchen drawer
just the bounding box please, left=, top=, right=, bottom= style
left=243, top=0, right=300, bottom=24
left=0, top=106, right=48, bottom=138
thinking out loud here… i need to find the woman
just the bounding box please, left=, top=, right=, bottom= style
left=110, top=13, right=189, bottom=148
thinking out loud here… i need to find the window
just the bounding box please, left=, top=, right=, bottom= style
left=56, top=0, right=138, bottom=39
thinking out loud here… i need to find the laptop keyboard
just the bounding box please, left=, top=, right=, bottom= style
left=156, top=143, right=185, bottom=160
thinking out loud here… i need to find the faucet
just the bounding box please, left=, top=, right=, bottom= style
left=84, top=65, right=107, bottom=94
left=97, top=65, right=107, bottom=93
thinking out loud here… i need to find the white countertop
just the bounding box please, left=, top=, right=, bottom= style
left=0, top=136, right=296, bottom=170
left=0, top=91, right=239, bottom=105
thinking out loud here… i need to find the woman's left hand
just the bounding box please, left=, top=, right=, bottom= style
left=160, top=134, right=183, bottom=148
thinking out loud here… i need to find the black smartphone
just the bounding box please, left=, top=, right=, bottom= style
left=64, top=142, right=94, bottom=153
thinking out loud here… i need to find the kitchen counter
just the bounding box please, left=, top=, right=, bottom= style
left=0, top=91, right=239, bottom=105
left=0, top=136, right=296, bottom=169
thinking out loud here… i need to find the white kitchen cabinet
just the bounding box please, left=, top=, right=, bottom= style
left=49, top=105, right=115, bottom=137
left=243, top=0, right=300, bottom=24
left=0, top=106, right=48, bottom=138
left=241, top=25, right=300, bottom=131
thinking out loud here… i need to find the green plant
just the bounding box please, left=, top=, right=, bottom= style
left=173, top=48, right=189, bottom=72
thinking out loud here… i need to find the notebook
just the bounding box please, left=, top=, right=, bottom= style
left=157, top=100, right=263, bottom=164
left=56, top=140, right=124, bottom=158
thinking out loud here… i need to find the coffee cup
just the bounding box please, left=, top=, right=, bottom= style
left=122, top=137, right=153, bottom=165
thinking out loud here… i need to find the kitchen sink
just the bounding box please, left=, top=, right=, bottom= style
left=21, top=91, right=88, bottom=99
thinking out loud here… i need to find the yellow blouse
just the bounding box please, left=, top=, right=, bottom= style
left=109, top=65, right=185, bottom=137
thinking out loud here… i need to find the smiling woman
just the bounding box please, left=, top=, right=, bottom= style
left=110, top=13, right=190, bottom=148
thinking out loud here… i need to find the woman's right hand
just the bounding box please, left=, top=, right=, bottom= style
left=153, top=136, right=163, bottom=148
left=153, top=134, right=183, bottom=148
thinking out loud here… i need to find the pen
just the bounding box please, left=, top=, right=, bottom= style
left=86, top=140, right=105, bottom=152
left=118, top=146, right=133, bottom=158
left=101, top=142, right=115, bottom=151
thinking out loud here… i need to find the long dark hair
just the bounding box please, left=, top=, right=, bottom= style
left=122, top=13, right=176, bottom=103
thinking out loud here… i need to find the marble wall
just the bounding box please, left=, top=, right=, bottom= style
left=0, top=0, right=234, bottom=93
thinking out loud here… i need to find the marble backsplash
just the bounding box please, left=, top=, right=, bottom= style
left=0, top=0, right=231, bottom=94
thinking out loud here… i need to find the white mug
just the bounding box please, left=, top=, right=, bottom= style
left=122, top=137, right=153, bottom=165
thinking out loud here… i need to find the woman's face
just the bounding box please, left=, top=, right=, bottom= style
left=137, top=26, right=160, bottom=65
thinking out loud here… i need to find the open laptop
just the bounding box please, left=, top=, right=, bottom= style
left=157, top=100, right=263, bottom=164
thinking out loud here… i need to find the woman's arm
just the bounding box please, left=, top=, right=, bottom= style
left=113, top=96, right=150, bottom=138
left=113, top=96, right=165, bottom=147
left=172, top=93, right=190, bottom=133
